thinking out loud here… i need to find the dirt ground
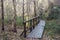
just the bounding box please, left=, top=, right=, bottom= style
left=0, top=26, right=60, bottom=40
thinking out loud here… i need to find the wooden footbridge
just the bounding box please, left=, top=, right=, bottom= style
left=20, top=15, right=45, bottom=40
left=1, top=0, right=46, bottom=40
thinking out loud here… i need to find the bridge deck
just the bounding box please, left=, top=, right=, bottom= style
left=27, top=20, right=45, bottom=38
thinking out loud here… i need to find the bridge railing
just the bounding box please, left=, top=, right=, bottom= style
left=22, top=15, right=40, bottom=37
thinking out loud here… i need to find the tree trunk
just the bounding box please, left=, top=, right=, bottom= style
left=1, top=0, right=4, bottom=31
left=27, top=0, right=30, bottom=19
left=23, top=0, right=24, bottom=21
left=13, top=0, right=17, bottom=32
left=34, top=1, right=36, bottom=17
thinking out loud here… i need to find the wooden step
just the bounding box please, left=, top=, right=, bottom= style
left=27, top=20, right=45, bottom=39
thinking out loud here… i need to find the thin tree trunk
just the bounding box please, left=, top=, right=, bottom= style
left=34, top=1, right=36, bottom=17
left=36, top=0, right=39, bottom=16
left=1, top=0, right=4, bottom=31
left=22, top=0, right=26, bottom=37
left=13, top=0, right=17, bottom=32
left=27, top=0, right=30, bottom=19
left=23, top=0, right=24, bottom=21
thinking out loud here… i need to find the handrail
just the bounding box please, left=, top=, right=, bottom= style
left=20, top=15, right=40, bottom=37
left=23, top=15, right=40, bottom=23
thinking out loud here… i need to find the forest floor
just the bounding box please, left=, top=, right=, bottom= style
left=0, top=27, right=60, bottom=40
left=0, top=20, right=60, bottom=40
left=0, top=26, right=24, bottom=40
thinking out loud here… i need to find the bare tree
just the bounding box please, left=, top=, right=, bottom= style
left=23, top=0, right=24, bottom=21
left=27, top=0, right=30, bottom=19
left=12, top=0, right=17, bottom=32
left=34, top=1, right=36, bottom=17
left=1, top=0, right=4, bottom=31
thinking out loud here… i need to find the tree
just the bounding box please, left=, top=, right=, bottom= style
left=27, top=0, right=30, bottom=19
left=1, top=0, right=4, bottom=31
left=34, top=1, right=36, bottom=17
left=12, top=0, right=17, bottom=32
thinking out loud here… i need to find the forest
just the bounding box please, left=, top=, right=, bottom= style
left=0, top=0, right=60, bottom=40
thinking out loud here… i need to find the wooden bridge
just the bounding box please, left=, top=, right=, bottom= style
left=27, top=20, right=45, bottom=38
left=20, top=15, right=45, bottom=40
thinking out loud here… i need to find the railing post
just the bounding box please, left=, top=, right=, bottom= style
left=38, top=16, right=40, bottom=22
left=30, top=20, right=32, bottom=32
left=37, top=16, right=40, bottom=23
left=36, top=17, right=38, bottom=25
left=36, top=17, right=37, bottom=25
left=33, top=19, right=35, bottom=29
left=24, top=22, right=26, bottom=37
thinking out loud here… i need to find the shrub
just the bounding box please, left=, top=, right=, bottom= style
left=3, top=34, right=8, bottom=40
left=16, top=16, right=23, bottom=26
left=45, top=20, right=60, bottom=37
left=47, top=6, right=60, bottom=20
left=4, top=16, right=23, bottom=26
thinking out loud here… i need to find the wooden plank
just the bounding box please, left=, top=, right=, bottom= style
left=27, top=20, right=45, bottom=38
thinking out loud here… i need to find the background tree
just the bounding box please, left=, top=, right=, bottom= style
left=34, top=0, right=36, bottom=17
left=1, top=0, right=4, bottom=31
left=12, top=0, right=17, bottom=32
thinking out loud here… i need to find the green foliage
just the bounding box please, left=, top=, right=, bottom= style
left=16, top=16, right=23, bottom=26
left=4, top=16, right=23, bottom=26
left=45, top=20, right=60, bottom=37
left=4, top=17, right=11, bottom=24
left=3, top=34, right=8, bottom=40
left=47, top=6, right=60, bottom=20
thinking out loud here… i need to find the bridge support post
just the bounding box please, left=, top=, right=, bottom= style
left=24, top=22, right=26, bottom=37
left=38, top=16, right=40, bottom=23
left=33, top=19, right=35, bottom=29
left=30, top=20, right=33, bottom=32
